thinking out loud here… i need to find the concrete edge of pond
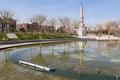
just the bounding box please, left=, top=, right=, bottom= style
left=0, top=38, right=93, bottom=49
left=0, top=38, right=119, bottom=49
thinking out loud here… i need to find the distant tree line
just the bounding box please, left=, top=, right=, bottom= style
left=0, top=9, right=16, bottom=33
left=0, top=9, right=79, bottom=36
left=0, top=9, right=120, bottom=37
left=86, top=21, right=120, bottom=37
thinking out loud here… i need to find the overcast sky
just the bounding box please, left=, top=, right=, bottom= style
left=0, top=0, right=120, bottom=26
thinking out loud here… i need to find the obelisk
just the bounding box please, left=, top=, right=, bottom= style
left=76, top=3, right=86, bottom=38
left=80, top=3, right=84, bottom=29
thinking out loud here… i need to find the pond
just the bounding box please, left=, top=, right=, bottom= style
left=0, top=41, right=120, bottom=80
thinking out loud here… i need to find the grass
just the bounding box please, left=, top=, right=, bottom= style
left=0, top=32, right=75, bottom=41
left=15, top=32, right=39, bottom=40
left=0, top=33, right=4, bottom=41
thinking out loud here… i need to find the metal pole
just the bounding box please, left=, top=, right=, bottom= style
left=95, top=68, right=98, bottom=75
left=116, top=75, right=119, bottom=80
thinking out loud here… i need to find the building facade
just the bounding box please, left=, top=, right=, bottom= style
left=0, top=17, right=16, bottom=32
left=18, top=23, right=56, bottom=33
left=0, top=18, right=3, bottom=32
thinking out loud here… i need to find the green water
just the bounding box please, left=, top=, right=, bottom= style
left=0, top=41, right=120, bottom=80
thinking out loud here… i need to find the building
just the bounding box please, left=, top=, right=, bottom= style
left=9, top=18, right=16, bottom=32
left=76, top=3, right=86, bottom=38
left=18, top=23, right=56, bottom=33
left=0, top=17, right=16, bottom=32
left=0, top=18, right=3, bottom=32
left=16, top=24, right=22, bottom=31
left=39, top=25, right=56, bottom=33
left=18, top=23, right=38, bottom=32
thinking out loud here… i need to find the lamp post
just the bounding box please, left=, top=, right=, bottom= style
left=38, top=24, right=42, bottom=40
left=39, top=28, right=41, bottom=40
left=0, top=21, right=2, bottom=30
left=3, top=30, right=7, bottom=40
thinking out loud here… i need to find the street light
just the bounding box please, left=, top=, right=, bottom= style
left=2, top=30, right=7, bottom=40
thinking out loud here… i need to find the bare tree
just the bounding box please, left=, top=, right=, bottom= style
left=0, top=17, right=3, bottom=31
left=105, top=21, right=117, bottom=35
left=68, top=20, right=80, bottom=35
left=72, top=20, right=79, bottom=29
left=116, top=19, right=120, bottom=26
left=105, top=21, right=117, bottom=28
left=47, top=17, right=57, bottom=26
left=0, top=9, right=14, bottom=33
left=46, top=18, right=58, bottom=33
left=115, top=19, right=120, bottom=36
left=30, top=14, right=46, bottom=25
left=58, top=16, right=71, bottom=27
left=96, top=23, right=103, bottom=35
left=57, top=16, right=71, bottom=34
left=30, top=14, right=46, bottom=39
left=96, top=23, right=102, bottom=28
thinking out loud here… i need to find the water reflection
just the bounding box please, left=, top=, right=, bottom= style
left=107, top=41, right=118, bottom=48
left=27, top=41, right=120, bottom=76
left=48, top=45, right=57, bottom=60
left=59, top=52, right=70, bottom=62
left=96, top=41, right=112, bottom=55
left=0, top=49, right=12, bottom=73
left=0, top=41, right=120, bottom=80
left=76, top=41, right=86, bottom=67
left=31, top=44, right=46, bottom=65
left=59, top=43, right=71, bottom=62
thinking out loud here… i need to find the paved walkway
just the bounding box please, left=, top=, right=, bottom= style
left=0, top=41, right=61, bottom=49
left=0, top=38, right=80, bottom=49
left=85, top=35, right=120, bottom=40
left=0, top=37, right=120, bottom=49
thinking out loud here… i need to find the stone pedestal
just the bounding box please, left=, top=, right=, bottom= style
left=76, top=27, right=86, bottom=38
